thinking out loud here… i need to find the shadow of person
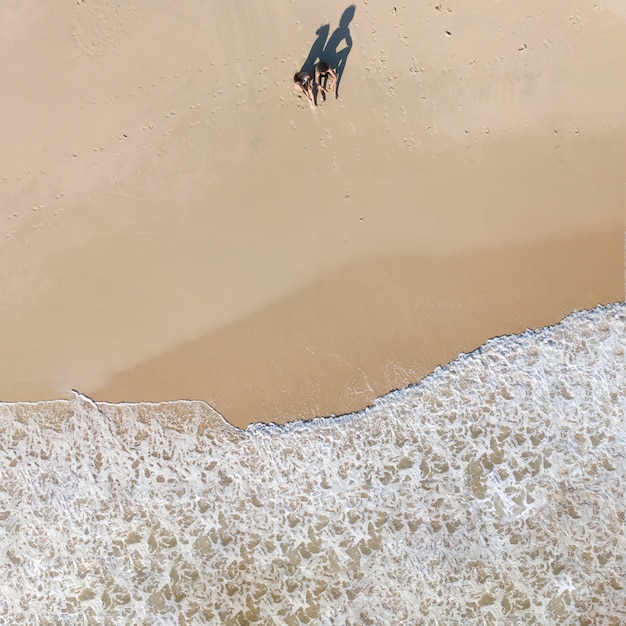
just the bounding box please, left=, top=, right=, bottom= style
left=322, top=5, right=355, bottom=98
left=300, top=24, right=330, bottom=75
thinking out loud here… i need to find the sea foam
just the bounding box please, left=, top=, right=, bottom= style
left=0, top=303, right=624, bottom=624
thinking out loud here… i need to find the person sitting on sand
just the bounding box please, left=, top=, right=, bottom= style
left=293, top=71, right=316, bottom=109
left=314, top=62, right=338, bottom=100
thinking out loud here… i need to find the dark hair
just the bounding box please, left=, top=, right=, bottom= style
left=317, top=62, right=330, bottom=73
left=294, top=72, right=301, bottom=83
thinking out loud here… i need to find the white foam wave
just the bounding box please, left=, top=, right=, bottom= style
left=0, top=303, right=624, bottom=624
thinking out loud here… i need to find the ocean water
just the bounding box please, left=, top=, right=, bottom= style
left=0, top=304, right=624, bottom=625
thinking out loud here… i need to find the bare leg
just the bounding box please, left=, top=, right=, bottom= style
left=306, top=84, right=316, bottom=109
left=315, top=68, right=326, bottom=102
left=329, top=69, right=338, bottom=98
left=318, top=82, right=327, bottom=102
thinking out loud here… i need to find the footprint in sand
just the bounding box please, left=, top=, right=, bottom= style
left=402, top=135, right=417, bottom=153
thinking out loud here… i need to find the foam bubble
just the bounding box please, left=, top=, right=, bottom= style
left=0, top=303, right=624, bottom=623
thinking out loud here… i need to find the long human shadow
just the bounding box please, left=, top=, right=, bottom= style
left=300, top=24, right=329, bottom=75
left=322, top=5, right=355, bottom=98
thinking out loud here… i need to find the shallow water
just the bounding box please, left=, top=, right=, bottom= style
left=0, top=303, right=624, bottom=624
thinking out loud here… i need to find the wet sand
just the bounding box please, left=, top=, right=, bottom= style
left=93, top=230, right=622, bottom=427
left=1, top=0, right=624, bottom=427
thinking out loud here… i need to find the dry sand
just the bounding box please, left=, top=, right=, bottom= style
left=1, top=0, right=624, bottom=428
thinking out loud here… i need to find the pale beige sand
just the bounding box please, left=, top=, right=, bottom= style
left=1, top=1, right=624, bottom=428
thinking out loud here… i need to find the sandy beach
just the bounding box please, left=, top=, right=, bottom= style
left=1, top=0, right=624, bottom=428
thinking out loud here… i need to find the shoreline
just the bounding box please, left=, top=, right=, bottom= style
left=2, top=301, right=623, bottom=432
left=82, top=228, right=626, bottom=428
left=3, top=228, right=620, bottom=429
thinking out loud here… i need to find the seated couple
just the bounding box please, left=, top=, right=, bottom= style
left=293, top=62, right=338, bottom=109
